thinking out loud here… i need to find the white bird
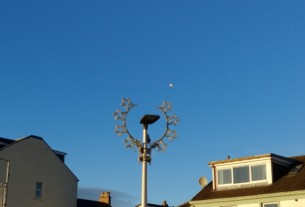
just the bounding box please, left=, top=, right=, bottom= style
left=169, top=83, right=174, bottom=88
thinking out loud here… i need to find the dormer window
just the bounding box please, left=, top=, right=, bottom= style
left=218, top=169, right=231, bottom=184
left=233, top=166, right=250, bottom=183
left=209, top=154, right=294, bottom=190
left=208, top=154, right=294, bottom=190
left=217, top=164, right=266, bottom=186
left=251, top=164, right=267, bottom=180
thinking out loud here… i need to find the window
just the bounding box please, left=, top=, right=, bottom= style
left=252, top=165, right=266, bottom=181
left=233, top=166, right=250, bottom=183
left=263, top=203, right=278, bottom=207
left=35, top=182, right=42, bottom=198
left=289, top=164, right=303, bottom=175
left=218, top=169, right=232, bottom=184
left=217, top=164, right=267, bottom=186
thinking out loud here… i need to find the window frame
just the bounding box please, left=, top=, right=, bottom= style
left=251, top=164, right=267, bottom=181
left=262, top=202, right=278, bottom=207
left=217, top=163, right=267, bottom=187
left=35, top=181, right=43, bottom=199
left=217, top=168, right=232, bottom=185
left=233, top=165, right=250, bottom=183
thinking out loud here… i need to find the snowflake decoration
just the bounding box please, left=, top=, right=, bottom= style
left=113, top=98, right=179, bottom=153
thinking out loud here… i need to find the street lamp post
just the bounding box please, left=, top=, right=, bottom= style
left=140, top=114, right=160, bottom=207
left=114, top=98, right=179, bottom=207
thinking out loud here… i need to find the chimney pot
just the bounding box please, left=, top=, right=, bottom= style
left=99, top=192, right=111, bottom=205
left=162, top=200, right=168, bottom=207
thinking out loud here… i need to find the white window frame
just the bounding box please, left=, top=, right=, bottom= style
left=251, top=164, right=267, bottom=181
left=218, top=168, right=232, bottom=185
left=262, top=202, right=278, bottom=207
left=217, top=163, right=267, bottom=187
left=233, top=165, right=250, bottom=183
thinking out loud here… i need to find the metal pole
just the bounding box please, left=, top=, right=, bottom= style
left=141, top=125, right=148, bottom=207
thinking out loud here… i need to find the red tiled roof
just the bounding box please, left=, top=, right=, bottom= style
left=192, top=155, right=305, bottom=201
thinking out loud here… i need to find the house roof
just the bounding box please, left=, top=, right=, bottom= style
left=191, top=154, right=305, bottom=201
left=0, top=135, right=67, bottom=161
left=0, top=137, right=16, bottom=148
left=77, top=198, right=111, bottom=207
left=0, top=135, right=78, bottom=181
left=135, top=201, right=169, bottom=207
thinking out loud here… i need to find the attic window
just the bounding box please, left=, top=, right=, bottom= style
left=217, top=164, right=267, bottom=186
left=218, top=169, right=232, bottom=184
left=233, top=166, right=250, bottom=183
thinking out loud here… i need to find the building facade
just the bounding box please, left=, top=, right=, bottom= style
left=0, top=135, right=78, bottom=207
left=187, top=153, right=305, bottom=207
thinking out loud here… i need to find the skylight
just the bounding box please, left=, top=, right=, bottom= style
left=289, top=164, right=303, bottom=175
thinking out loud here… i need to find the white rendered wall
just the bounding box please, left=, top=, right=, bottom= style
left=0, top=137, right=78, bottom=207
left=280, top=198, right=305, bottom=207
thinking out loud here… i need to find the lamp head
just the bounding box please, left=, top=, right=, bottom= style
left=140, top=114, right=160, bottom=125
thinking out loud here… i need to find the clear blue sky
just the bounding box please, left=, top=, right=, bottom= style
left=1, top=1, right=305, bottom=207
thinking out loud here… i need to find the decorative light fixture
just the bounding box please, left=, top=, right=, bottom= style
left=113, top=98, right=179, bottom=207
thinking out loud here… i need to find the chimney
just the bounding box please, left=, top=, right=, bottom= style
left=99, top=192, right=111, bottom=205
